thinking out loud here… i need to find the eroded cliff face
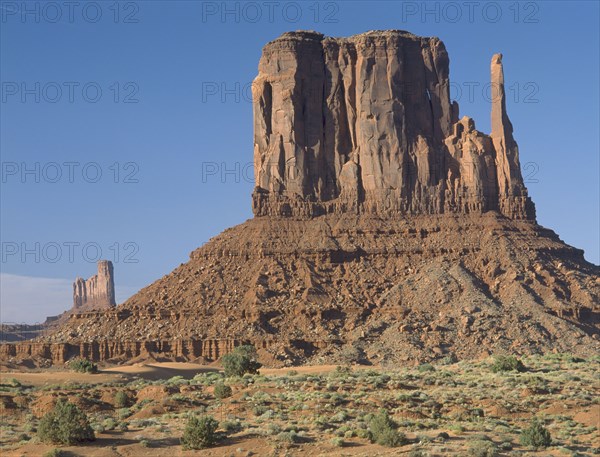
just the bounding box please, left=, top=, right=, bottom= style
left=252, top=31, right=534, bottom=219
left=73, top=260, right=116, bottom=311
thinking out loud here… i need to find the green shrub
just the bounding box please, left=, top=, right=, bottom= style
left=69, top=357, right=98, bottom=374
left=181, top=415, right=220, bottom=450
left=37, top=400, right=95, bottom=445
left=368, top=409, right=406, bottom=447
left=221, top=345, right=262, bottom=377
left=491, top=355, right=525, bottom=373
left=114, top=390, right=129, bottom=408
left=520, top=418, right=551, bottom=448
left=468, top=439, right=498, bottom=457
left=214, top=382, right=233, bottom=400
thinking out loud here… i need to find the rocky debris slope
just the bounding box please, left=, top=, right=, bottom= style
left=252, top=31, right=534, bottom=219
left=35, top=213, right=599, bottom=366
left=2, top=31, right=598, bottom=367
left=72, top=260, right=116, bottom=311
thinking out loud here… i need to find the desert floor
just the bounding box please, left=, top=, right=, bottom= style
left=1, top=354, right=598, bottom=456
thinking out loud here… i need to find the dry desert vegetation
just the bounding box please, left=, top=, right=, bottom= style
left=1, top=350, right=598, bottom=456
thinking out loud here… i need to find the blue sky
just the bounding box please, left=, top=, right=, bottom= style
left=1, top=1, right=598, bottom=323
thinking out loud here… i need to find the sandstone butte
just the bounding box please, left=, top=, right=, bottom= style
left=72, top=260, right=116, bottom=312
left=2, top=30, right=598, bottom=368
left=0, top=261, right=117, bottom=344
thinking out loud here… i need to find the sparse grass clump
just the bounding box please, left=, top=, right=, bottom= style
left=520, top=418, right=552, bottom=448
left=181, top=415, right=221, bottom=450
left=37, top=400, right=95, bottom=445
left=491, top=355, right=526, bottom=373
left=368, top=409, right=406, bottom=447
left=222, top=345, right=262, bottom=377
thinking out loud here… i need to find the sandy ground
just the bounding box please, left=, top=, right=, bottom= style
left=0, top=362, right=368, bottom=386
left=0, top=362, right=216, bottom=386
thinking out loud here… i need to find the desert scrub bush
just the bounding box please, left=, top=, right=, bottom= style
left=266, top=422, right=282, bottom=435
left=193, top=371, right=223, bottom=385
left=331, top=436, right=344, bottom=447
left=221, top=420, right=243, bottom=434
left=103, top=418, right=117, bottom=430
left=409, top=450, right=429, bottom=457
left=1, top=377, right=21, bottom=388
left=252, top=405, right=269, bottom=416
left=520, top=418, right=552, bottom=449
left=275, top=430, right=300, bottom=443
left=331, top=411, right=348, bottom=422
left=114, top=390, right=129, bottom=408
left=491, top=355, right=526, bottom=373
left=117, top=407, right=132, bottom=419
left=69, top=357, right=98, bottom=374
left=468, top=439, right=498, bottom=457
left=440, top=354, right=458, bottom=365
left=181, top=415, right=221, bottom=450
left=214, top=382, right=233, bottom=400
left=117, top=422, right=129, bottom=432
left=43, top=449, right=69, bottom=457
left=329, top=393, right=345, bottom=406
left=418, top=363, right=435, bottom=372
left=167, top=375, right=188, bottom=385
left=221, top=345, right=262, bottom=377
left=368, top=409, right=407, bottom=447
left=37, top=400, right=95, bottom=445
